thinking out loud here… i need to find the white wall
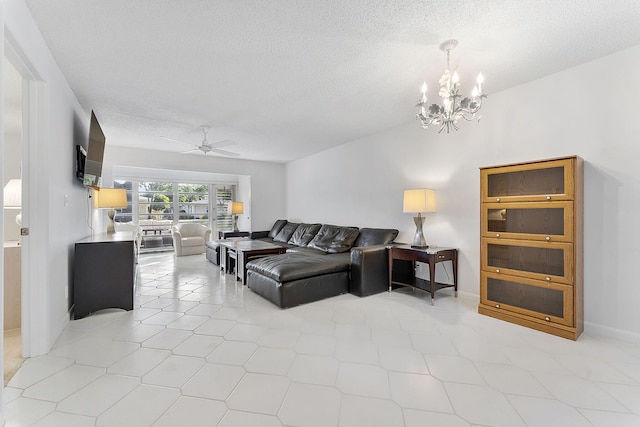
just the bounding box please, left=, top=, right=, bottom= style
left=287, top=44, right=640, bottom=338
left=1, top=1, right=93, bottom=416
left=102, top=146, right=286, bottom=233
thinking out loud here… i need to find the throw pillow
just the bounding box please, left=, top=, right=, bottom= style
left=308, top=224, right=360, bottom=253
left=268, top=219, right=288, bottom=239
left=288, top=223, right=321, bottom=246
left=273, top=222, right=300, bottom=243
left=353, top=228, right=399, bottom=247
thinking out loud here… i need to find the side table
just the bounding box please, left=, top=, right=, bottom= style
left=219, top=239, right=286, bottom=283
left=388, top=245, right=458, bottom=305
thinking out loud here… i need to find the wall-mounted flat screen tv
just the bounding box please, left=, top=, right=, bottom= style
left=75, top=144, right=86, bottom=182
left=83, top=110, right=105, bottom=189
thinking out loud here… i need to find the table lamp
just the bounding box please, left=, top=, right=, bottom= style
left=403, top=188, right=436, bottom=248
left=4, top=179, right=23, bottom=244
left=94, top=188, right=128, bottom=233
left=228, top=201, right=243, bottom=232
left=3, top=178, right=22, bottom=227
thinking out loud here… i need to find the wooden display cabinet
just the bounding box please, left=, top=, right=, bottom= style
left=481, top=157, right=576, bottom=202
left=478, top=156, right=583, bottom=340
left=481, top=201, right=574, bottom=242
left=481, top=271, right=574, bottom=327
left=481, top=238, right=574, bottom=284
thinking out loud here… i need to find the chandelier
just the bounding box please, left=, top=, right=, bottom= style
left=416, top=39, right=486, bottom=133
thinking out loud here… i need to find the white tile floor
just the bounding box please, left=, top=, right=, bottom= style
left=4, top=252, right=640, bottom=426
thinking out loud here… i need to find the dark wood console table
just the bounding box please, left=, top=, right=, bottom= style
left=73, top=232, right=136, bottom=319
left=388, top=245, right=458, bottom=305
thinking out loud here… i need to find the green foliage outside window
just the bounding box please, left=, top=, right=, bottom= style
left=151, top=194, right=171, bottom=212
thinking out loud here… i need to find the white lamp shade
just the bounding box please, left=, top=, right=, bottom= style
left=403, top=189, right=436, bottom=213
left=3, top=179, right=22, bottom=208
left=228, top=201, right=244, bottom=215
left=94, top=188, right=128, bottom=209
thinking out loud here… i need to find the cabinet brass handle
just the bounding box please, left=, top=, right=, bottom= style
left=545, top=236, right=551, bottom=241
left=545, top=317, right=550, bottom=321
left=496, top=233, right=500, bottom=237
left=546, top=196, right=551, bottom=200
left=495, top=304, right=500, bottom=308
left=496, top=269, right=500, bottom=273
left=545, top=277, right=551, bottom=281
left=496, top=198, right=501, bottom=202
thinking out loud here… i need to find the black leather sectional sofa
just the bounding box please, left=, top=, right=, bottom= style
left=243, top=220, right=398, bottom=308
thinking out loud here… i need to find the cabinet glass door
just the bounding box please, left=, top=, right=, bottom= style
left=481, top=272, right=573, bottom=326
left=481, top=238, right=573, bottom=284
left=482, top=201, right=573, bottom=242
left=481, top=157, right=575, bottom=202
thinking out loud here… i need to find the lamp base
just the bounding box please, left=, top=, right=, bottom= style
left=15, top=212, right=23, bottom=246
left=411, top=214, right=428, bottom=248
left=107, top=208, right=116, bottom=234
left=233, top=215, right=239, bottom=232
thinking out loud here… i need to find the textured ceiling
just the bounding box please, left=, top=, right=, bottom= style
left=23, top=0, right=640, bottom=163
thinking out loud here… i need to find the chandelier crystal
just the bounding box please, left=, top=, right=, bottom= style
left=416, top=39, right=487, bottom=133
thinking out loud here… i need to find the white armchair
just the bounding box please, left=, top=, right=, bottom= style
left=171, top=223, right=212, bottom=256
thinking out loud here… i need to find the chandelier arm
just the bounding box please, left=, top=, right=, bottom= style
left=457, top=113, right=479, bottom=122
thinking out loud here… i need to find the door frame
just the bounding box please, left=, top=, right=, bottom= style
left=4, top=32, right=47, bottom=358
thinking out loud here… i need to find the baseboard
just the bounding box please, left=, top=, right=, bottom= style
left=584, top=321, right=640, bottom=343
left=462, top=291, right=639, bottom=343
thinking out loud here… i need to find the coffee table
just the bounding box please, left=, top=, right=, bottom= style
left=219, top=240, right=286, bottom=283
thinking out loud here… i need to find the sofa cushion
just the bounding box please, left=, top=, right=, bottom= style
left=286, top=246, right=326, bottom=256
left=268, top=219, right=288, bottom=239
left=288, top=223, right=321, bottom=247
left=273, top=222, right=300, bottom=243
left=308, top=224, right=360, bottom=254
left=247, top=253, right=350, bottom=282
left=354, top=228, right=399, bottom=247
left=181, top=236, right=205, bottom=247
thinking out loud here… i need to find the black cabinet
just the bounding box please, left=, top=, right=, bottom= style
left=73, top=232, right=136, bottom=319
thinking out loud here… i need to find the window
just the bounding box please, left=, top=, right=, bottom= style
left=138, top=181, right=173, bottom=222
left=177, top=183, right=209, bottom=224
left=216, top=187, right=234, bottom=232
left=113, top=177, right=237, bottom=234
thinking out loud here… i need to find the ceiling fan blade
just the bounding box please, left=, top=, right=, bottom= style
left=162, top=127, right=239, bottom=156
left=179, top=148, right=200, bottom=154
left=211, top=148, right=240, bottom=157
left=205, top=139, right=236, bottom=149
left=159, top=136, right=194, bottom=146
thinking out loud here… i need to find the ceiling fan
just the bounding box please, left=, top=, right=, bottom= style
left=160, top=125, right=240, bottom=157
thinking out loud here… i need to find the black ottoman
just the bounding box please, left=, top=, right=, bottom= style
left=246, top=253, right=350, bottom=308
left=205, top=240, right=220, bottom=264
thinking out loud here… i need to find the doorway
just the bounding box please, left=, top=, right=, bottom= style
left=2, top=54, right=24, bottom=383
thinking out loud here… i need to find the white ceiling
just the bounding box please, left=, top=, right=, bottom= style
left=23, top=0, right=640, bottom=163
